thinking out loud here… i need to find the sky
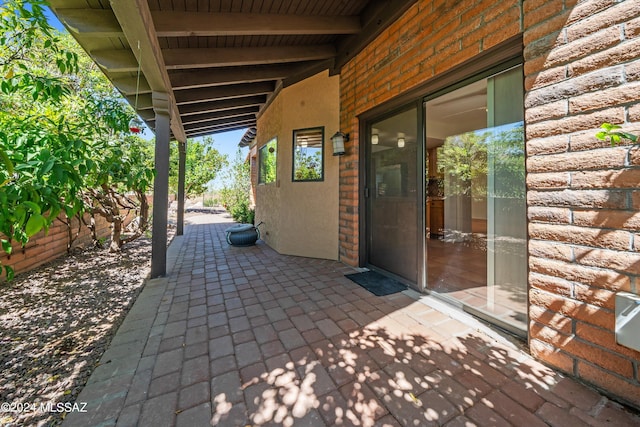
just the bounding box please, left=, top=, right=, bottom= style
left=43, top=6, right=250, bottom=190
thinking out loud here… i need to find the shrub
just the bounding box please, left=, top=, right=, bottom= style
left=231, top=199, right=254, bottom=224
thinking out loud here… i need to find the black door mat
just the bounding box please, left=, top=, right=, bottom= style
left=345, top=271, right=408, bottom=296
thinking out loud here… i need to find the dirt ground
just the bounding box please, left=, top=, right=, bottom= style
left=0, top=237, right=152, bottom=427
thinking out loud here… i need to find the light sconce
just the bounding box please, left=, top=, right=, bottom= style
left=371, top=128, right=380, bottom=145
left=331, top=131, right=348, bottom=156
left=397, top=133, right=405, bottom=148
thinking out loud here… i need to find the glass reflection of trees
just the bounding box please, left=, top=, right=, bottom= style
left=259, top=138, right=277, bottom=184
left=293, top=128, right=323, bottom=182
left=438, top=123, right=524, bottom=199
left=490, top=124, right=525, bottom=199
left=294, top=147, right=322, bottom=181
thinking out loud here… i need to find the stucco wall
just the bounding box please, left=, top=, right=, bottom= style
left=255, top=70, right=340, bottom=260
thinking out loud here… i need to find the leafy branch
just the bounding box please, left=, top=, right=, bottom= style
left=595, top=123, right=639, bottom=145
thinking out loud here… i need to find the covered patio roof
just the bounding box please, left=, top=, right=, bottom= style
left=49, top=0, right=417, bottom=142
left=47, top=0, right=416, bottom=278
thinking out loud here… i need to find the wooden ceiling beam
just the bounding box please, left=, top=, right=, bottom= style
left=186, top=124, right=255, bottom=139
left=175, top=82, right=275, bottom=105
left=178, top=96, right=267, bottom=116
left=53, top=8, right=122, bottom=37
left=181, top=107, right=260, bottom=125
left=152, top=12, right=360, bottom=37
left=110, top=75, right=152, bottom=95
left=109, top=0, right=186, bottom=142
left=184, top=117, right=257, bottom=133
left=125, top=93, right=153, bottom=110
left=91, top=49, right=139, bottom=73
left=168, top=63, right=307, bottom=90
left=282, top=58, right=335, bottom=88
left=163, top=45, right=336, bottom=70
left=137, top=109, right=155, bottom=121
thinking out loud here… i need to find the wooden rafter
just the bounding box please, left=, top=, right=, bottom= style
left=163, top=45, right=336, bottom=70
left=49, top=0, right=418, bottom=139
left=152, top=12, right=361, bottom=37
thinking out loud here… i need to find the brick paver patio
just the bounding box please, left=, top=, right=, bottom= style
left=63, top=213, right=640, bottom=427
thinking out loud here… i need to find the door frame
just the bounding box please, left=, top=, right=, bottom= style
left=357, top=35, right=523, bottom=293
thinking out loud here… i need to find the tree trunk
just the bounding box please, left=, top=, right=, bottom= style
left=88, top=215, right=101, bottom=248
left=59, top=214, right=81, bottom=253
left=109, top=216, right=122, bottom=253
left=121, top=191, right=150, bottom=245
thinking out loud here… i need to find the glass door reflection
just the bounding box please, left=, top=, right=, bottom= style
left=425, top=66, right=527, bottom=334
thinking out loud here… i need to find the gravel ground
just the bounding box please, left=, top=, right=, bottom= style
left=0, top=237, right=153, bottom=427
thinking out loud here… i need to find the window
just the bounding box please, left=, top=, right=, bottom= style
left=258, top=138, right=277, bottom=184
left=292, top=127, right=324, bottom=182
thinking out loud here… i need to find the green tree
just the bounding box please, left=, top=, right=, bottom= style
left=169, top=136, right=227, bottom=198
left=1, top=0, right=82, bottom=278
left=0, top=1, right=147, bottom=275
left=83, top=135, right=155, bottom=252
left=220, top=149, right=253, bottom=224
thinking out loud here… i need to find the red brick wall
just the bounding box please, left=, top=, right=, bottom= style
left=1, top=213, right=121, bottom=280
left=524, top=0, right=640, bottom=408
left=338, top=0, right=640, bottom=408
left=338, top=0, right=523, bottom=265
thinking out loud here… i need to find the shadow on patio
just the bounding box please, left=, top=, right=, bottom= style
left=63, top=212, right=639, bottom=427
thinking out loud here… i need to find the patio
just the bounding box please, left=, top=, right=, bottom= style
left=63, top=212, right=640, bottom=427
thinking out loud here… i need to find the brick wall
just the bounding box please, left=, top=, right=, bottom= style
left=339, top=0, right=523, bottom=265
left=338, top=0, right=640, bottom=408
left=1, top=213, right=122, bottom=280
left=524, top=0, right=640, bottom=408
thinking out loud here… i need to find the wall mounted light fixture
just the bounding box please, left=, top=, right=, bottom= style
left=397, top=133, right=405, bottom=148
left=371, top=128, right=379, bottom=145
left=331, top=131, right=348, bottom=156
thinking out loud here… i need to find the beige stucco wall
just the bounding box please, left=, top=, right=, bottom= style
left=255, top=70, right=340, bottom=260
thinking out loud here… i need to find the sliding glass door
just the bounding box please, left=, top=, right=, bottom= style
left=424, top=66, right=527, bottom=334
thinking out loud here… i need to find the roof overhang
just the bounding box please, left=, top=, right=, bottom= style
left=49, top=0, right=417, bottom=142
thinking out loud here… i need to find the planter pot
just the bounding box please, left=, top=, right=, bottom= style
left=225, top=224, right=259, bottom=246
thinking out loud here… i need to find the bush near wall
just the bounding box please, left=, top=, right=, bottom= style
left=0, top=212, right=130, bottom=281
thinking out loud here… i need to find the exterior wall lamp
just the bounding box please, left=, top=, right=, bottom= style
left=397, top=132, right=405, bottom=148
left=331, top=131, right=348, bottom=156
left=371, top=128, right=379, bottom=145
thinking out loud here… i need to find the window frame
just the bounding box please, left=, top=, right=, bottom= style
left=292, top=127, right=325, bottom=182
